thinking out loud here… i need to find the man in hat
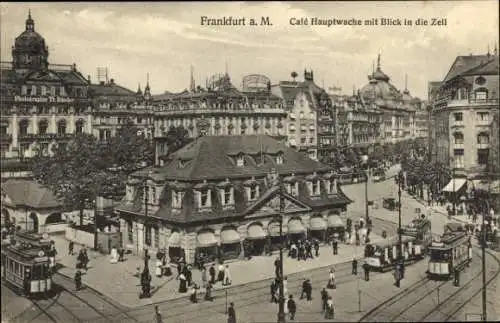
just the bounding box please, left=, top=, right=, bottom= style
left=352, top=257, right=358, bottom=275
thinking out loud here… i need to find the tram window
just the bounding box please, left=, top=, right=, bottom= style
left=32, top=265, right=43, bottom=280
left=430, top=249, right=451, bottom=261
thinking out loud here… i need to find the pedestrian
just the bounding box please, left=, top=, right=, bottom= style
left=68, top=241, right=74, bottom=256
left=313, top=239, right=320, bottom=257
left=274, top=257, right=280, bottom=277
left=287, top=295, right=296, bottom=321
left=321, top=288, right=329, bottom=312
left=209, top=264, right=216, bottom=284
left=153, top=305, right=163, bottom=323
left=270, top=280, right=277, bottom=303
left=306, top=242, right=313, bottom=259
left=217, top=262, right=225, bottom=283
left=363, top=261, right=370, bottom=281
left=189, top=284, right=198, bottom=303
left=352, top=257, right=358, bottom=275
left=283, top=276, right=288, bottom=297
left=332, top=239, right=338, bottom=255
left=179, top=272, right=187, bottom=293
left=155, top=258, right=163, bottom=278
left=300, top=279, right=307, bottom=299
left=454, top=268, right=460, bottom=287
left=305, top=279, right=312, bottom=301
left=327, top=268, right=336, bottom=289
left=201, top=266, right=207, bottom=288
left=205, top=282, right=214, bottom=301
left=74, top=269, right=82, bottom=291
left=82, top=248, right=88, bottom=272
left=223, top=264, right=232, bottom=286
left=227, top=302, right=236, bottom=323
left=325, top=296, right=334, bottom=319
left=176, top=261, right=183, bottom=279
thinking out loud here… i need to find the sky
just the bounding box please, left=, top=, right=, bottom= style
left=1, top=1, right=498, bottom=99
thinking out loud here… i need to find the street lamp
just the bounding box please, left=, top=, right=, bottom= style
left=277, top=176, right=286, bottom=323
left=361, top=155, right=370, bottom=227
left=396, top=171, right=404, bottom=284
left=450, top=157, right=456, bottom=216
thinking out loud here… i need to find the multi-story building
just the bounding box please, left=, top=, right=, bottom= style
left=153, top=73, right=286, bottom=161
left=358, top=56, right=423, bottom=146
left=431, top=50, right=499, bottom=185
left=90, top=79, right=155, bottom=142
left=0, top=12, right=93, bottom=165
left=272, top=70, right=335, bottom=163
left=115, top=135, right=351, bottom=263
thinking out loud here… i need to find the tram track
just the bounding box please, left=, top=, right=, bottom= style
left=8, top=292, right=61, bottom=323
left=358, top=247, right=500, bottom=322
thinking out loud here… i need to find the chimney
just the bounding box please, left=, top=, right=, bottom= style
left=87, top=75, right=91, bottom=83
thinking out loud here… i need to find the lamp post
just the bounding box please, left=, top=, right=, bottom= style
left=361, top=155, right=370, bottom=226
left=397, top=171, right=403, bottom=280
left=450, top=157, right=456, bottom=216
left=277, top=176, right=286, bottom=323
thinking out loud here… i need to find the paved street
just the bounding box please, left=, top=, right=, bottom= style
left=3, top=167, right=497, bottom=323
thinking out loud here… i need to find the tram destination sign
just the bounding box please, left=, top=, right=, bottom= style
left=14, top=95, right=74, bottom=103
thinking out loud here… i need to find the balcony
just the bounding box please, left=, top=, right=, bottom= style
left=435, top=96, right=499, bottom=109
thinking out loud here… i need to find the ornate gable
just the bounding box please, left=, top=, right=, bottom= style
left=243, top=186, right=311, bottom=219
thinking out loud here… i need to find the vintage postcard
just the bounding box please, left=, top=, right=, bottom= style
left=0, top=1, right=498, bottom=323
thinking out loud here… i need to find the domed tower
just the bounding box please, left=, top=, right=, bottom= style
left=11, top=10, right=49, bottom=71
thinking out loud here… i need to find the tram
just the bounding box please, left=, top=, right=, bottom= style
left=427, top=231, right=472, bottom=280
left=1, top=230, right=53, bottom=296
left=364, top=235, right=419, bottom=272
left=401, top=217, right=432, bottom=256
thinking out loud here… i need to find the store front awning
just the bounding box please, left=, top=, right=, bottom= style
left=442, top=178, right=467, bottom=192
left=327, top=215, right=345, bottom=228
left=310, top=217, right=326, bottom=230
left=168, top=232, right=181, bottom=247
left=247, top=224, right=267, bottom=240
left=268, top=221, right=288, bottom=237
left=288, top=219, right=305, bottom=234
left=470, top=180, right=500, bottom=194
left=220, top=229, right=241, bottom=244
left=197, top=231, right=218, bottom=247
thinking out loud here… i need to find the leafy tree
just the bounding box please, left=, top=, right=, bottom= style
left=105, top=119, right=154, bottom=173
left=32, top=134, right=108, bottom=226
left=165, top=125, right=192, bottom=155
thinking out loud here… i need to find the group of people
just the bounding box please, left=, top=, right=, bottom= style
left=286, top=238, right=320, bottom=260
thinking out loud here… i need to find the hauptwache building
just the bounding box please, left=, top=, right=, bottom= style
left=115, top=135, right=352, bottom=264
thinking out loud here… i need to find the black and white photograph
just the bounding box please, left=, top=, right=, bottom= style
left=0, top=1, right=498, bottom=322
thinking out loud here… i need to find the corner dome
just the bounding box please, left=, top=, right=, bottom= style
left=11, top=11, right=49, bottom=70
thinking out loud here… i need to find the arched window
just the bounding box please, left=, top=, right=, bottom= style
left=453, top=132, right=464, bottom=144
left=57, top=119, right=67, bottom=135
left=477, top=133, right=489, bottom=144
left=38, top=119, right=48, bottom=135
left=75, top=120, right=84, bottom=134
left=18, top=119, right=29, bottom=136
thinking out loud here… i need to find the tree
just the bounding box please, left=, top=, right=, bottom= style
left=165, top=125, right=192, bottom=155
left=32, top=134, right=108, bottom=226
left=105, top=119, right=154, bottom=174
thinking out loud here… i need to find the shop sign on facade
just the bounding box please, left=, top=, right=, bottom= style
left=14, top=96, right=74, bottom=103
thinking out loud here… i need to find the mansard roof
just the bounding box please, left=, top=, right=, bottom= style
left=134, top=135, right=332, bottom=182
left=443, top=55, right=492, bottom=83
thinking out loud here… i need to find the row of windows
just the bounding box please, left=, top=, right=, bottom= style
left=453, top=148, right=490, bottom=166
left=453, top=112, right=490, bottom=122
left=20, top=85, right=87, bottom=98
left=452, top=132, right=490, bottom=144
left=16, top=119, right=84, bottom=136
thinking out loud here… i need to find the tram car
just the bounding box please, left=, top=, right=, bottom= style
left=401, top=217, right=432, bottom=256
left=427, top=231, right=472, bottom=280
left=1, top=231, right=53, bottom=296
left=364, top=235, right=419, bottom=272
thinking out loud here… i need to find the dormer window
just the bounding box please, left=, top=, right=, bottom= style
left=21, top=85, right=27, bottom=95
left=60, top=86, right=66, bottom=97
left=31, top=85, right=37, bottom=96
left=246, top=185, right=260, bottom=201
left=285, top=182, right=299, bottom=196
left=171, top=190, right=184, bottom=209
left=308, top=179, right=321, bottom=196
left=196, top=188, right=212, bottom=209
left=41, top=86, right=47, bottom=96
left=220, top=186, right=234, bottom=206
left=325, top=179, right=337, bottom=195
left=50, top=86, right=56, bottom=96
left=275, top=153, right=284, bottom=165
left=150, top=186, right=157, bottom=204
left=236, top=153, right=245, bottom=167
left=179, top=159, right=187, bottom=168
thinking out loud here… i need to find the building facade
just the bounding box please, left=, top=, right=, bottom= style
left=115, top=135, right=351, bottom=264
left=431, top=51, right=499, bottom=180
left=0, top=12, right=92, bottom=163
left=271, top=70, right=336, bottom=163
left=152, top=73, right=286, bottom=159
